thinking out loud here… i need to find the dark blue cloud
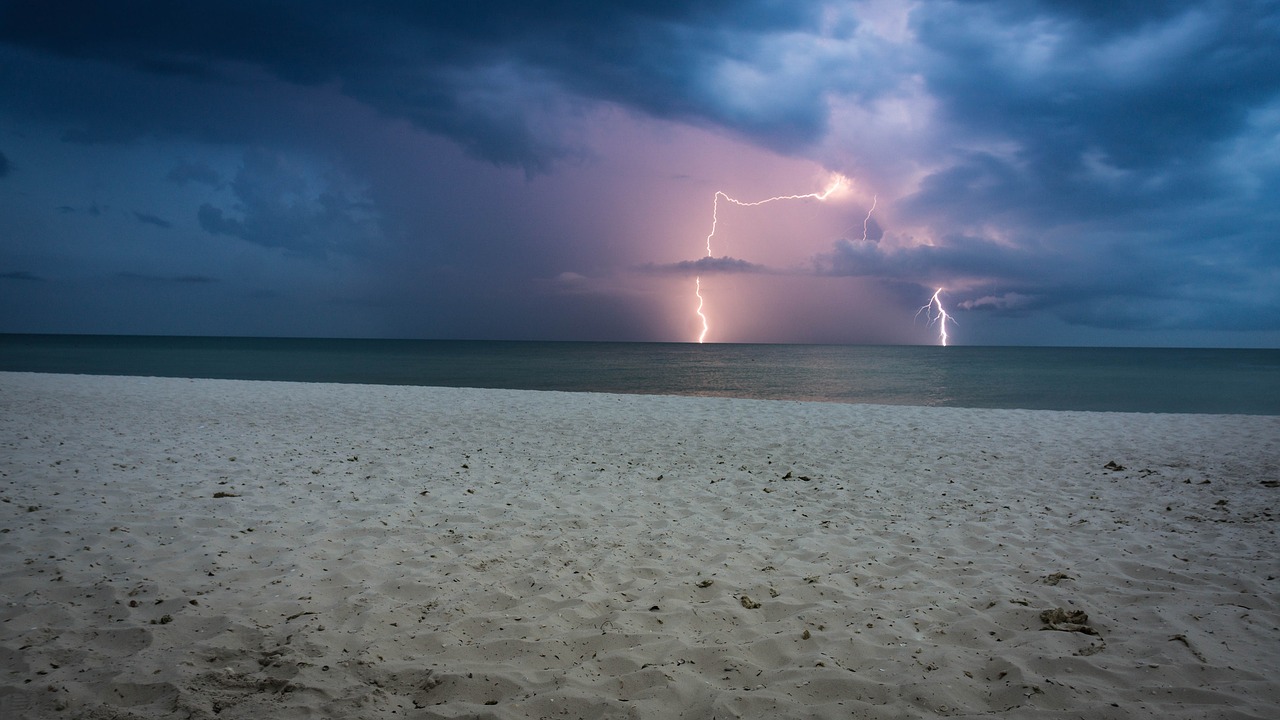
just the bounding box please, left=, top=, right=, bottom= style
left=909, top=1, right=1280, bottom=218
left=195, top=149, right=382, bottom=256
left=818, top=219, right=1278, bottom=334
left=820, top=233, right=1051, bottom=284
left=871, top=0, right=1280, bottom=339
left=2, top=1, right=1274, bottom=181
left=0, top=1, right=827, bottom=172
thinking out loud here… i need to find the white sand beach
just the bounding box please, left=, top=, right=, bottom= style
left=1, top=371, right=1277, bottom=719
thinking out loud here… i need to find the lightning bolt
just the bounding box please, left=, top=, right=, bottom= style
left=695, top=174, right=850, bottom=343
left=915, top=287, right=952, bottom=346
left=695, top=276, right=709, bottom=344
left=861, top=194, right=878, bottom=242
left=703, top=176, right=849, bottom=258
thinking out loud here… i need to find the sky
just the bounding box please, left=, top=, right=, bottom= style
left=1, top=1, right=1278, bottom=346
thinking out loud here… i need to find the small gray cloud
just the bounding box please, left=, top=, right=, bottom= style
left=1, top=270, right=42, bottom=281
left=133, top=211, right=172, bottom=228
left=60, top=126, right=143, bottom=145
left=115, top=272, right=218, bottom=284
left=639, top=255, right=769, bottom=276
left=167, top=160, right=221, bottom=187
left=55, top=202, right=106, bottom=216
left=958, top=292, right=1034, bottom=311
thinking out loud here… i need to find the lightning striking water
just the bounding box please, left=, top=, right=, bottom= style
left=695, top=175, right=849, bottom=343
left=694, top=277, right=709, bottom=343
left=915, top=287, right=952, bottom=346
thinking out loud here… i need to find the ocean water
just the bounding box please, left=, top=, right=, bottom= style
left=2, top=334, right=1278, bottom=415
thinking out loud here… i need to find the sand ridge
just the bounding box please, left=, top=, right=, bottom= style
left=1, top=372, right=1277, bottom=719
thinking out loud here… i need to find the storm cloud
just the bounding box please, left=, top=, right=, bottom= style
left=0, top=0, right=1276, bottom=344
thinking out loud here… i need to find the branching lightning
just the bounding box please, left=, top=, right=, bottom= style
left=915, top=287, right=952, bottom=346
left=702, top=176, right=849, bottom=258
left=682, top=178, right=953, bottom=346
left=695, top=174, right=850, bottom=343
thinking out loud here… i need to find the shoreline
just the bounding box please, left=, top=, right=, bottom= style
left=2, top=372, right=1277, bottom=718
left=3, top=368, right=1280, bottom=418
left=5, top=338, right=1279, bottom=415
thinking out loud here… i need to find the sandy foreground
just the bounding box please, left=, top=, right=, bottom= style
left=1, top=372, right=1277, bottom=720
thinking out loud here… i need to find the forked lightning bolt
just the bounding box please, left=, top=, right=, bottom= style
left=695, top=175, right=849, bottom=343
left=916, top=287, right=952, bottom=346
left=702, top=177, right=849, bottom=258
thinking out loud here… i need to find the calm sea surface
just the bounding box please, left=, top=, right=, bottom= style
left=2, top=335, right=1278, bottom=414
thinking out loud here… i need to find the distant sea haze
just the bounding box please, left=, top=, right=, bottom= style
left=2, top=335, right=1278, bottom=415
